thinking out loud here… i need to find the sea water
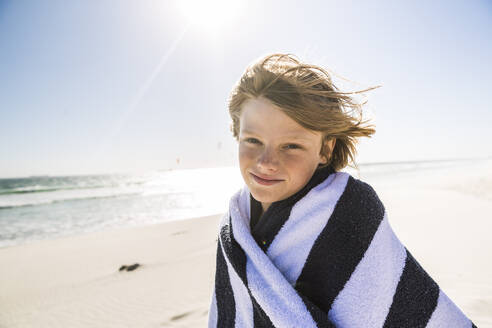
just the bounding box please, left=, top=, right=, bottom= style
left=0, top=159, right=481, bottom=248
left=0, top=167, right=243, bottom=248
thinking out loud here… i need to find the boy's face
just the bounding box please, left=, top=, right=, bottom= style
left=238, top=97, right=332, bottom=212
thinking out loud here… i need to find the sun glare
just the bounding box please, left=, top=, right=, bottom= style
left=177, top=0, right=243, bottom=32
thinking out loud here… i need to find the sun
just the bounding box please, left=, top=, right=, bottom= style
left=177, top=0, right=243, bottom=32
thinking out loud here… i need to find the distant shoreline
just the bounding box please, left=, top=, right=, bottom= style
left=1, top=157, right=490, bottom=180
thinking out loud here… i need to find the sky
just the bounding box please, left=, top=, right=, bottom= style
left=1, top=0, right=491, bottom=178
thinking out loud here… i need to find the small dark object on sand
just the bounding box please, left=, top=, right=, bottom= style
left=118, top=263, right=140, bottom=272
left=126, top=263, right=140, bottom=271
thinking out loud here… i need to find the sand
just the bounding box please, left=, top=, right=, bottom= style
left=1, top=160, right=491, bottom=327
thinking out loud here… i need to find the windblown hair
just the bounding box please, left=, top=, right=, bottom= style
left=228, top=53, right=378, bottom=171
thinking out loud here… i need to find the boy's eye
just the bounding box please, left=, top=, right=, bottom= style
left=284, top=144, right=302, bottom=150
left=245, top=138, right=261, bottom=144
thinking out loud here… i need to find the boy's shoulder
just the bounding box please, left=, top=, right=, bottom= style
left=326, top=171, right=385, bottom=218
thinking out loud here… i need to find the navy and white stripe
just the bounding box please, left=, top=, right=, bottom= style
left=208, top=170, right=476, bottom=327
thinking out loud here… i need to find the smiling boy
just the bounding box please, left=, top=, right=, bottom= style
left=238, top=96, right=335, bottom=213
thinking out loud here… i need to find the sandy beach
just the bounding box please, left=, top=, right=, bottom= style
left=1, top=160, right=491, bottom=327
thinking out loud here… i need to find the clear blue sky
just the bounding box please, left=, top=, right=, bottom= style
left=1, top=0, right=491, bottom=178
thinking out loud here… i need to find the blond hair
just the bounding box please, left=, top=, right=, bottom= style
left=228, top=53, right=378, bottom=171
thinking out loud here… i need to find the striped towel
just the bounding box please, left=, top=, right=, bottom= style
left=208, top=169, right=476, bottom=327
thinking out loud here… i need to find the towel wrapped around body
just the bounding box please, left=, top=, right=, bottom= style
left=208, top=166, right=476, bottom=327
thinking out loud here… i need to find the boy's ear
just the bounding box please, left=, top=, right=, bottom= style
left=320, top=138, right=336, bottom=164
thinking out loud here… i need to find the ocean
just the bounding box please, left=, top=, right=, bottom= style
left=0, top=159, right=479, bottom=248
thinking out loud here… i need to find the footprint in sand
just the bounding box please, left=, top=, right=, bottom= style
left=161, top=309, right=208, bottom=326
left=170, top=310, right=193, bottom=321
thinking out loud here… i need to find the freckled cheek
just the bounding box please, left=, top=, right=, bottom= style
left=238, top=146, right=258, bottom=168
left=282, top=153, right=306, bottom=166
left=282, top=154, right=318, bottom=179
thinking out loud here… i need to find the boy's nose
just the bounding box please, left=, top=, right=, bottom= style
left=257, top=147, right=279, bottom=170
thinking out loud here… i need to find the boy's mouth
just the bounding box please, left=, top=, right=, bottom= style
left=250, top=172, right=283, bottom=186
